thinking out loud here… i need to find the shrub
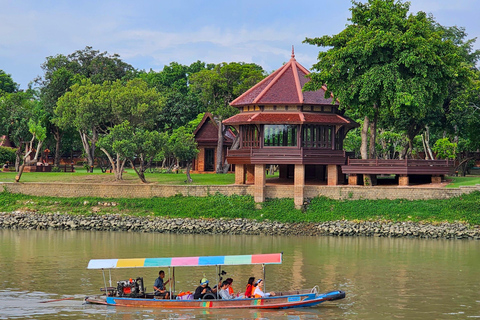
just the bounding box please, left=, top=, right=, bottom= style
left=0, top=146, right=16, bottom=166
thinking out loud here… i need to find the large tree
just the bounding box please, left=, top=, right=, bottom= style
left=304, top=0, right=470, bottom=164
left=56, top=78, right=164, bottom=177
left=190, top=62, right=265, bottom=173
left=36, top=46, right=136, bottom=167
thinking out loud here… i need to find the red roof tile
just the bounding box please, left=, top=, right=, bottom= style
left=223, top=112, right=356, bottom=126
left=230, top=49, right=336, bottom=107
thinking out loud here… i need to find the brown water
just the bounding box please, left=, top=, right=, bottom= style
left=0, top=229, right=479, bottom=319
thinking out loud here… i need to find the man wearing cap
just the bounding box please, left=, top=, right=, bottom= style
left=194, top=277, right=214, bottom=299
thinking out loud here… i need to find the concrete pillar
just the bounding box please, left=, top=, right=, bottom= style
left=246, top=165, right=255, bottom=184
left=431, top=175, right=442, bottom=184
left=327, top=165, right=339, bottom=186
left=398, top=175, right=409, bottom=186
left=254, top=164, right=266, bottom=203
left=348, top=174, right=358, bottom=185
left=235, top=164, right=245, bottom=184
left=294, top=164, right=305, bottom=208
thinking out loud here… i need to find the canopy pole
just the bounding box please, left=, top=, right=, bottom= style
left=172, top=267, right=175, bottom=295
left=262, top=264, right=266, bottom=293
left=108, top=269, right=112, bottom=287
left=102, top=269, right=108, bottom=296
left=216, top=265, right=219, bottom=299
left=168, top=266, right=172, bottom=299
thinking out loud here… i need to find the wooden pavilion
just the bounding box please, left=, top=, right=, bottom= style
left=223, top=49, right=358, bottom=206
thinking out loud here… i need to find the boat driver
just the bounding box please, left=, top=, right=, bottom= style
left=153, top=270, right=170, bottom=299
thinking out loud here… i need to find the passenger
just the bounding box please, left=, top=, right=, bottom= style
left=194, top=277, right=214, bottom=299
left=225, top=278, right=235, bottom=295
left=219, top=281, right=235, bottom=299
left=153, top=270, right=170, bottom=299
left=245, top=277, right=255, bottom=298
left=253, top=279, right=275, bottom=298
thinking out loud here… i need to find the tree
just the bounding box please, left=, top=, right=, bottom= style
left=0, top=70, right=18, bottom=95
left=56, top=78, right=164, bottom=177
left=139, top=61, right=208, bottom=131
left=169, top=126, right=199, bottom=183
left=36, top=46, right=136, bottom=167
left=304, top=0, right=470, bottom=159
left=190, top=62, right=265, bottom=173
left=55, top=79, right=110, bottom=172
left=0, top=89, right=46, bottom=181
left=98, top=121, right=166, bottom=182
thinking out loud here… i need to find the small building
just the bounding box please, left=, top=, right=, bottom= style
left=192, top=112, right=235, bottom=173
left=224, top=50, right=358, bottom=206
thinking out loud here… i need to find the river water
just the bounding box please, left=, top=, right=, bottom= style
left=0, top=229, right=479, bottom=319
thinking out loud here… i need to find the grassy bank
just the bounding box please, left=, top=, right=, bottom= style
left=1, top=191, right=479, bottom=225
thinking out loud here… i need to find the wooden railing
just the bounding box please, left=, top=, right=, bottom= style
left=346, top=158, right=454, bottom=167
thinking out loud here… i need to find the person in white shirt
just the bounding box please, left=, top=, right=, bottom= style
left=253, top=279, right=275, bottom=298
left=219, top=281, right=235, bottom=299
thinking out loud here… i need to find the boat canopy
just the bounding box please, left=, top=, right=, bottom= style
left=87, top=253, right=282, bottom=269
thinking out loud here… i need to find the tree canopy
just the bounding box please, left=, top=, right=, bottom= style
left=304, top=0, right=473, bottom=159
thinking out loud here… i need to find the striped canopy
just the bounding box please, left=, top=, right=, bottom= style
left=87, top=253, right=282, bottom=269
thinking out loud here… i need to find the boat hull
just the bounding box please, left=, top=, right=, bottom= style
left=85, top=290, right=345, bottom=309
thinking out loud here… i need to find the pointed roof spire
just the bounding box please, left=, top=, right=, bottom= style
left=291, top=45, right=295, bottom=59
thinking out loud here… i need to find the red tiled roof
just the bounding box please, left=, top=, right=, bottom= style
left=223, top=112, right=356, bottom=126
left=230, top=49, right=336, bottom=107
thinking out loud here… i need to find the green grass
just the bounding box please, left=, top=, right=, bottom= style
left=445, top=176, right=480, bottom=188
left=0, top=168, right=236, bottom=185
left=2, top=190, right=479, bottom=225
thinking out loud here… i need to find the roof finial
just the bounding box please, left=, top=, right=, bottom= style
left=291, top=45, right=295, bottom=59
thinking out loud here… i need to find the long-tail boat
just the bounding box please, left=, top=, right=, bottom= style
left=85, top=253, right=345, bottom=309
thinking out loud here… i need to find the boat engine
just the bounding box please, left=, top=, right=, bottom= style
left=116, top=277, right=144, bottom=297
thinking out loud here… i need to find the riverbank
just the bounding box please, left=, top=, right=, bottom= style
left=1, top=211, right=479, bottom=239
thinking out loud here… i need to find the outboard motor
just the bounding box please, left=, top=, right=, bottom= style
left=117, top=277, right=144, bottom=297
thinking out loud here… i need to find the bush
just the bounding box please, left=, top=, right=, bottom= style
left=0, top=146, right=16, bottom=166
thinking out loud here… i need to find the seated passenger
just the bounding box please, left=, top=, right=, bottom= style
left=194, top=277, right=214, bottom=299
left=253, top=279, right=275, bottom=298
left=153, top=270, right=170, bottom=299
left=245, top=277, right=255, bottom=298
left=225, top=278, right=235, bottom=295
left=219, top=281, right=235, bottom=299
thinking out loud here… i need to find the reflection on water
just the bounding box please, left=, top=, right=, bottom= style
left=0, top=230, right=479, bottom=319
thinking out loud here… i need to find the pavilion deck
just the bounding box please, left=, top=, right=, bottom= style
left=341, top=158, right=455, bottom=176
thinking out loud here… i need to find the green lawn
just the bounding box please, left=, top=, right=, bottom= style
left=445, top=176, right=480, bottom=188
left=1, top=169, right=479, bottom=188
left=0, top=168, right=236, bottom=185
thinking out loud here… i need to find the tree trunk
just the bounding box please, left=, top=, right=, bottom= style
left=368, top=115, right=377, bottom=159
left=221, top=132, right=239, bottom=174
left=99, top=147, right=125, bottom=180
left=360, top=116, right=369, bottom=160
left=79, top=131, right=95, bottom=172
left=216, top=119, right=224, bottom=173
left=185, top=162, right=193, bottom=183
left=130, top=159, right=147, bottom=183
left=53, top=128, right=63, bottom=168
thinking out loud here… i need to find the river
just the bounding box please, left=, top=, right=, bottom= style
left=0, top=229, right=479, bottom=319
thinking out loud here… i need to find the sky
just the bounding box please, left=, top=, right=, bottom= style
left=1, top=0, right=480, bottom=89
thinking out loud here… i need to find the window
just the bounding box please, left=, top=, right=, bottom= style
left=241, top=125, right=260, bottom=148
left=302, top=125, right=333, bottom=149
left=263, top=125, right=298, bottom=147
